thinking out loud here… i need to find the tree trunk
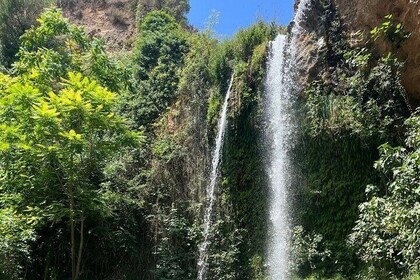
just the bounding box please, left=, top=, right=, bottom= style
left=69, top=152, right=79, bottom=280
left=75, top=215, right=85, bottom=280
left=70, top=190, right=77, bottom=280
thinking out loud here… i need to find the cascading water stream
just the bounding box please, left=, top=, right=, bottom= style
left=265, top=0, right=310, bottom=279
left=197, top=74, right=234, bottom=280
left=265, top=34, right=291, bottom=280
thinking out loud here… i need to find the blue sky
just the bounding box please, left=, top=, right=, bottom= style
left=187, top=0, right=295, bottom=37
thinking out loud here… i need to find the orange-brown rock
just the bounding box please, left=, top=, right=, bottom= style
left=334, top=0, right=420, bottom=101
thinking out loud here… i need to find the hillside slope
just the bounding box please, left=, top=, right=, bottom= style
left=60, top=0, right=136, bottom=49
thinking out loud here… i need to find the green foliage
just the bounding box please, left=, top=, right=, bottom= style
left=0, top=0, right=53, bottom=67
left=230, top=21, right=277, bottom=62
left=349, top=112, right=420, bottom=279
left=205, top=41, right=232, bottom=135
left=14, top=9, right=123, bottom=93
left=344, top=49, right=410, bottom=139
left=123, top=11, right=189, bottom=128
left=207, top=217, right=244, bottom=280
left=209, top=21, right=275, bottom=279
left=153, top=208, right=198, bottom=280
left=135, top=0, right=190, bottom=24
left=407, top=274, right=420, bottom=280
left=0, top=9, right=145, bottom=279
left=131, top=28, right=219, bottom=279
left=250, top=255, right=269, bottom=280
left=0, top=70, right=140, bottom=279
left=293, top=16, right=411, bottom=278
left=250, top=42, right=269, bottom=82
left=291, top=226, right=332, bottom=278
left=306, top=46, right=410, bottom=141
left=0, top=206, right=38, bottom=279
left=0, top=4, right=278, bottom=280
left=293, top=274, right=345, bottom=280
left=5, top=4, right=416, bottom=280
left=305, top=86, right=365, bottom=137
left=370, top=15, right=411, bottom=48
left=206, top=87, right=222, bottom=129
left=291, top=126, right=378, bottom=277
left=134, top=11, right=187, bottom=78
left=206, top=21, right=275, bottom=131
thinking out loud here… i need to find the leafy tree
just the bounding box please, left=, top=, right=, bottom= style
left=122, top=11, right=188, bottom=128
left=0, top=0, right=53, bottom=67
left=0, top=9, right=142, bottom=280
left=133, top=11, right=188, bottom=81
left=14, top=8, right=123, bottom=93
left=0, top=72, right=140, bottom=280
left=349, top=112, right=420, bottom=279
left=135, top=0, right=190, bottom=24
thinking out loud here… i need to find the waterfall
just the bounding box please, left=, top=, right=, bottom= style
left=265, top=0, right=310, bottom=279
left=197, top=74, right=234, bottom=280
left=265, top=34, right=292, bottom=280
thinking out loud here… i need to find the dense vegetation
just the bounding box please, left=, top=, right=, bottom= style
left=290, top=6, right=418, bottom=280
left=0, top=0, right=418, bottom=279
left=0, top=2, right=278, bottom=279
left=0, top=0, right=54, bottom=67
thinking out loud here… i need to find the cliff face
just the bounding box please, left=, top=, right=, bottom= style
left=295, top=0, right=420, bottom=101
left=291, top=0, right=348, bottom=95
left=290, top=1, right=418, bottom=277
left=334, top=0, right=420, bottom=101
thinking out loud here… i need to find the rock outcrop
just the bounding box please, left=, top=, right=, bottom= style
left=334, top=0, right=420, bottom=101
left=291, top=0, right=347, bottom=94
left=295, top=0, right=420, bottom=101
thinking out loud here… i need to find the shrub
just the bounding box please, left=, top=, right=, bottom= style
left=123, top=11, right=189, bottom=128
left=349, top=112, right=420, bottom=278
left=0, top=0, right=54, bottom=67
left=291, top=226, right=332, bottom=278
left=109, top=9, right=128, bottom=26
left=135, top=0, right=190, bottom=24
